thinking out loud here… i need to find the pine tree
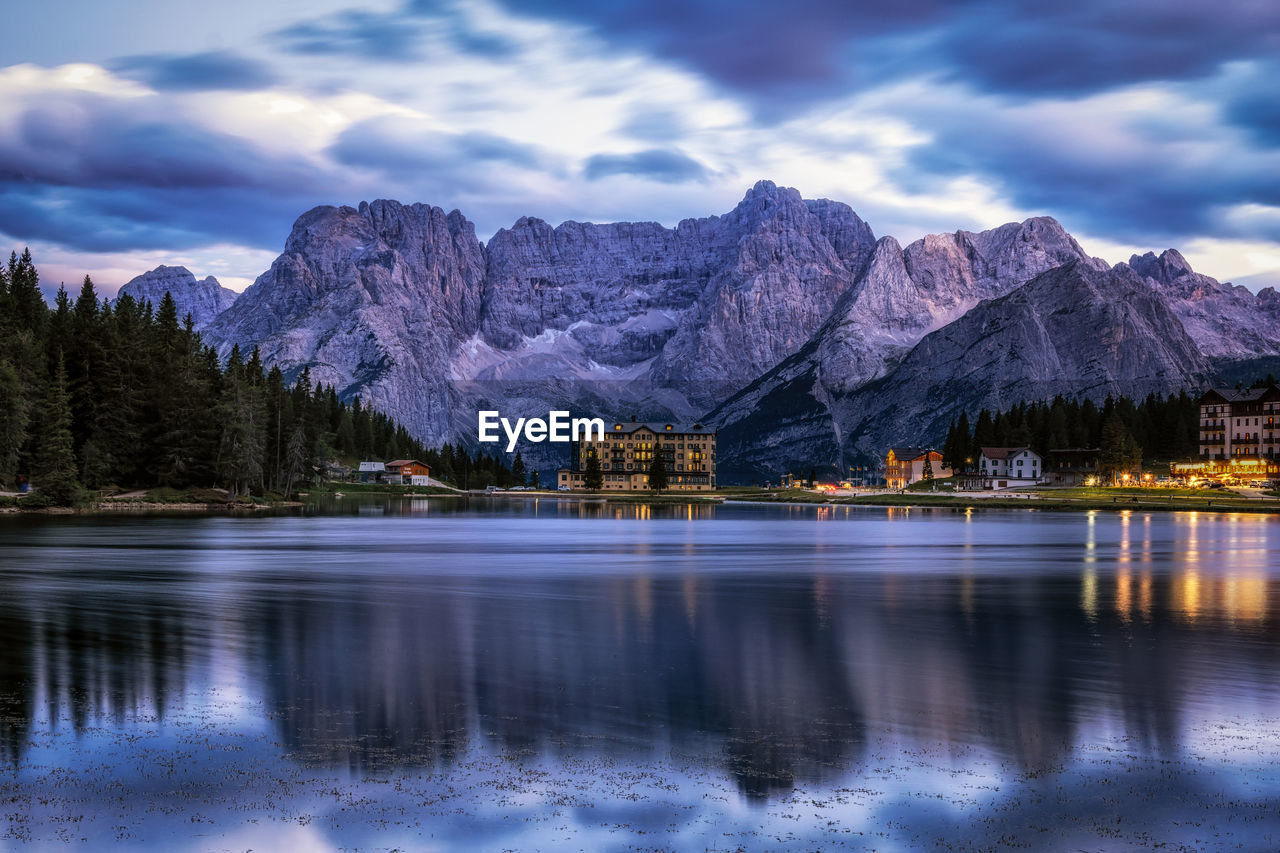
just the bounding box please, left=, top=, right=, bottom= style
left=512, top=450, right=526, bottom=486
left=33, top=354, right=82, bottom=505
left=942, top=419, right=958, bottom=472
left=648, top=453, right=668, bottom=492
left=0, top=359, right=30, bottom=486
left=922, top=455, right=934, bottom=481
left=583, top=449, right=603, bottom=490
left=955, top=411, right=971, bottom=471
left=7, top=250, right=47, bottom=339
left=283, top=423, right=309, bottom=498
left=1100, top=413, right=1142, bottom=484
left=973, top=409, right=996, bottom=450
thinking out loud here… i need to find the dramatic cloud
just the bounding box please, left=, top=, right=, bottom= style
left=0, top=0, right=1276, bottom=291
left=583, top=149, right=709, bottom=183
left=275, top=2, right=519, bottom=61
left=879, top=75, right=1280, bottom=245
left=331, top=117, right=550, bottom=175
left=487, top=0, right=1280, bottom=103
left=111, top=51, right=278, bottom=92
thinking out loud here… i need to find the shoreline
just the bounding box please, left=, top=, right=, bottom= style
left=724, top=492, right=1280, bottom=515
left=4, top=487, right=1277, bottom=517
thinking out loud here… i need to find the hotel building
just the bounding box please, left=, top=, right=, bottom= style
left=1171, top=384, right=1280, bottom=482
left=884, top=447, right=950, bottom=489
left=558, top=419, right=717, bottom=491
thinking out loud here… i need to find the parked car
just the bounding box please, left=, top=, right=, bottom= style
left=485, top=485, right=504, bottom=493
left=557, top=485, right=572, bottom=491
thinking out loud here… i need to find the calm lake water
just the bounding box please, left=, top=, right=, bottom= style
left=2, top=498, right=1280, bottom=851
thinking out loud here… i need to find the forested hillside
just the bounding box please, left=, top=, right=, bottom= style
left=939, top=393, right=1203, bottom=474
left=0, top=250, right=514, bottom=505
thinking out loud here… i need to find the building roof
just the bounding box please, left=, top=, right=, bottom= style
left=887, top=447, right=937, bottom=460
left=1201, top=385, right=1280, bottom=403
left=358, top=461, right=386, bottom=471
left=605, top=420, right=715, bottom=435
left=980, top=446, right=1036, bottom=460
left=386, top=459, right=427, bottom=468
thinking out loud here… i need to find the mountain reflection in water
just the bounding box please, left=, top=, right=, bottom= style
left=1, top=500, right=1278, bottom=850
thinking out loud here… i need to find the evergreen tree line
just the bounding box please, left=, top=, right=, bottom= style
left=0, top=250, right=515, bottom=503
left=940, top=392, right=1202, bottom=475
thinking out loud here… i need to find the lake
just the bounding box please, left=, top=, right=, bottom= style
left=2, top=498, right=1279, bottom=851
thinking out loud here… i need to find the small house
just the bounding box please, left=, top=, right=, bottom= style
left=386, top=460, right=431, bottom=485
left=978, top=447, right=1043, bottom=488
left=1046, top=448, right=1101, bottom=486
left=358, top=461, right=386, bottom=483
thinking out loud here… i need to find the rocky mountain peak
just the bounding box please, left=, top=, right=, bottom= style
left=119, top=265, right=238, bottom=329
left=1129, top=248, right=1194, bottom=284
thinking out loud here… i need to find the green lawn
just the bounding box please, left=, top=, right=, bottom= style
left=306, top=481, right=460, bottom=496
left=1031, top=485, right=1230, bottom=500
left=905, top=477, right=959, bottom=492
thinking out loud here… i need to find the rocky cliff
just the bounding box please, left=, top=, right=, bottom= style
left=1129, top=249, right=1280, bottom=360
left=207, top=182, right=876, bottom=459
left=119, top=265, right=238, bottom=329
left=204, top=200, right=487, bottom=444
left=713, top=260, right=1222, bottom=480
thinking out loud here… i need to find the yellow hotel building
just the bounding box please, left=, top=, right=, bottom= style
left=1171, top=384, right=1280, bottom=483
left=558, top=419, right=717, bottom=491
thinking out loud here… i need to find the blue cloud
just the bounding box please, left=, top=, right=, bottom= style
left=275, top=3, right=518, bottom=62
left=0, top=94, right=329, bottom=252
left=111, top=50, right=277, bottom=92
left=618, top=108, right=687, bottom=143
left=892, top=86, right=1280, bottom=245
left=1222, top=64, right=1280, bottom=146
left=276, top=12, right=426, bottom=61
left=329, top=118, right=548, bottom=180
left=482, top=0, right=1280, bottom=107
left=583, top=149, right=709, bottom=183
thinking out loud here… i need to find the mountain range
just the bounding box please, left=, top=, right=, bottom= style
left=128, top=181, right=1280, bottom=480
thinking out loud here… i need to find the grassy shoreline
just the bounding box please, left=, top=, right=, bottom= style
left=4, top=483, right=1276, bottom=516
left=725, top=487, right=1280, bottom=514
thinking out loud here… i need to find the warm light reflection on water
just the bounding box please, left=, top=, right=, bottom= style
left=1, top=499, right=1279, bottom=851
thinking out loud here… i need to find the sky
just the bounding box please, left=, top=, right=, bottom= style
left=1, top=0, right=1278, bottom=294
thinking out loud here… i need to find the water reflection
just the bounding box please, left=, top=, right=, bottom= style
left=1, top=503, right=1279, bottom=848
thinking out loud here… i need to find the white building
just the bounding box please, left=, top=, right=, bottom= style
left=358, top=461, right=386, bottom=483
left=978, top=447, right=1043, bottom=488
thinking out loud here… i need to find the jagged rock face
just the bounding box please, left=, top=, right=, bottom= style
left=709, top=216, right=1096, bottom=473
left=208, top=184, right=874, bottom=463
left=119, top=265, right=238, bottom=329
left=468, top=181, right=875, bottom=417
left=646, top=184, right=872, bottom=409
left=204, top=200, right=487, bottom=443
left=716, top=261, right=1214, bottom=480
left=835, top=261, right=1212, bottom=458
left=1129, top=249, right=1280, bottom=360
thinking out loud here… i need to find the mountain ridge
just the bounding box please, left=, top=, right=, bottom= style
left=131, top=183, right=1279, bottom=479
